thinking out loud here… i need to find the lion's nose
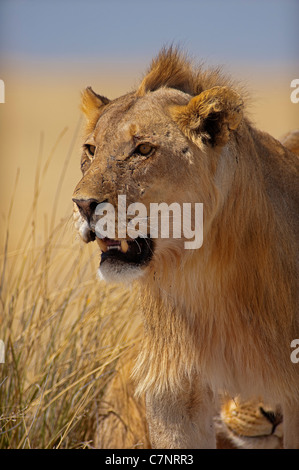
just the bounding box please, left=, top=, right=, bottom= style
left=72, top=198, right=100, bottom=223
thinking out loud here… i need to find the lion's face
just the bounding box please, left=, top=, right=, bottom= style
left=73, top=61, right=243, bottom=283
left=73, top=89, right=192, bottom=282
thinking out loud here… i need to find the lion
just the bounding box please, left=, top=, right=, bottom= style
left=93, top=338, right=284, bottom=449
left=72, top=47, right=299, bottom=449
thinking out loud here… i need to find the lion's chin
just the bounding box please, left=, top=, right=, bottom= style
left=96, top=236, right=154, bottom=284
left=98, top=260, right=146, bottom=284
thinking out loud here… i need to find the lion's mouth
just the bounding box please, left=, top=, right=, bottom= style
left=96, top=236, right=154, bottom=266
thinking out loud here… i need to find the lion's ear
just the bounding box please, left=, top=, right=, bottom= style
left=170, top=86, right=243, bottom=147
left=80, top=87, right=110, bottom=131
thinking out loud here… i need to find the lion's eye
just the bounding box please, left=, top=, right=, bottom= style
left=85, top=144, right=96, bottom=158
left=135, top=143, right=153, bottom=156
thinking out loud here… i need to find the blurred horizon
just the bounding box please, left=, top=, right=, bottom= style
left=1, top=0, right=298, bottom=63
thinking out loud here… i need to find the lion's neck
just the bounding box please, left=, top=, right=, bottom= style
left=137, top=124, right=297, bottom=388
left=141, top=124, right=297, bottom=321
left=135, top=123, right=298, bottom=398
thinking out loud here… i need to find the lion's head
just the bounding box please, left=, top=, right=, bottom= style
left=72, top=47, right=244, bottom=283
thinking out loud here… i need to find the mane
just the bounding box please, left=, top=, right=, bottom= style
left=137, top=46, right=241, bottom=98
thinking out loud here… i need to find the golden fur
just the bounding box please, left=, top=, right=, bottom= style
left=73, top=48, right=299, bottom=448
left=95, top=336, right=284, bottom=449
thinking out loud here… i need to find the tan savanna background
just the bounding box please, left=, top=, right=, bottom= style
left=0, top=0, right=298, bottom=448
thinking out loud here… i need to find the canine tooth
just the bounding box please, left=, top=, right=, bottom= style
left=121, top=240, right=129, bottom=253
left=96, top=238, right=108, bottom=252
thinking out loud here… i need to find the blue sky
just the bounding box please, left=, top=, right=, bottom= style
left=0, top=0, right=298, bottom=68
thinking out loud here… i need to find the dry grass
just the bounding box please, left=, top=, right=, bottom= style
left=0, top=133, right=141, bottom=449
